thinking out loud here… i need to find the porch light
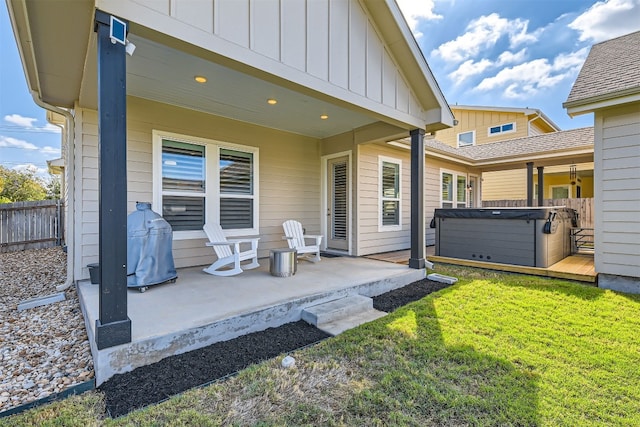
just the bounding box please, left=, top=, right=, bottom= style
left=570, top=164, right=577, bottom=184
left=267, top=98, right=277, bottom=105
left=194, top=76, right=207, bottom=83
left=320, top=114, right=329, bottom=120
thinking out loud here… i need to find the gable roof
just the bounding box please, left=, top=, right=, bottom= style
left=449, top=105, right=561, bottom=131
left=564, top=31, right=640, bottom=115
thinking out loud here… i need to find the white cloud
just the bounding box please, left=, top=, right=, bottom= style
left=3, top=114, right=61, bottom=133
left=42, top=123, right=62, bottom=133
left=497, top=48, right=528, bottom=66
left=12, top=164, right=47, bottom=175
left=432, top=13, right=537, bottom=63
left=4, top=114, right=37, bottom=128
left=569, top=0, right=640, bottom=43
left=448, top=59, right=493, bottom=83
left=0, top=136, right=38, bottom=150
left=40, top=146, right=61, bottom=155
left=396, top=0, right=442, bottom=38
left=476, top=48, right=589, bottom=98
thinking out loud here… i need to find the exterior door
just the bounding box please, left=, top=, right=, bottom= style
left=327, top=156, right=349, bottom=251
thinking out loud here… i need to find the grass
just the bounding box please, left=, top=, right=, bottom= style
left=2, top=265, right=639, bottom=426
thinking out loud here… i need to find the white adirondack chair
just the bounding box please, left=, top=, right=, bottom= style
left=282, top=220, right=323, bottom=262
left=203, top=223, right=260, bottom=276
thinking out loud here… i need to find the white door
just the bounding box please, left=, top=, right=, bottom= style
left=327, top=156, right=349, bottom=251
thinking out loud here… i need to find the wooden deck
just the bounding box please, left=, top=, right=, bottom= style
left=366, top=248, right=597, bottom=284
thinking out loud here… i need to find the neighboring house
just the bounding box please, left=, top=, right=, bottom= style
left=7, top=0, right=454, bottom=348
left=433, top=105, right=594, bottom=201
left=563, top=30, right=640, bottom=293
left=404, top=127, right=593, bottom=245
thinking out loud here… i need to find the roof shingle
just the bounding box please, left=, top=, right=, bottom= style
left=565, top=31, right=640, bottom=105
left=424, top=127, right=594, bottom=162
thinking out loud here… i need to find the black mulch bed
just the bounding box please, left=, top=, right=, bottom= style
left=100, top=277, right=453, bottom=418
left=100, top=321, right=330, bottom=417
left=372, top=277, right=453, bottom=313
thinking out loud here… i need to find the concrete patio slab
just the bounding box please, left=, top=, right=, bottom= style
left=77, top=256, right=425, bottom=385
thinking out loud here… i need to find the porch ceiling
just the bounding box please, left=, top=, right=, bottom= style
left=78, top=32, right=382, bottom=140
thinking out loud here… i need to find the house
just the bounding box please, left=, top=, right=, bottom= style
left=433, top=105, right=594, bottom=202
left=563, top=30, right=640, bottom=293
left=7, top=0, right=455, bottom=351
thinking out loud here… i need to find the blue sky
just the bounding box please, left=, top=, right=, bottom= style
left=1, top=1, right=640, bottom=177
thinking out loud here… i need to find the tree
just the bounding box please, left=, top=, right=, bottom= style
left=0, top=166, right=47, bottom=202
left=45, top=174, right=61, bottom=200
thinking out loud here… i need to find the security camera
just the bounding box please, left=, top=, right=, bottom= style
left=125, top=40, right=136, bottom=56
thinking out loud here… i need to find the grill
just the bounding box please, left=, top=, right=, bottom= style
left=127, top=202, right=178, bottom=292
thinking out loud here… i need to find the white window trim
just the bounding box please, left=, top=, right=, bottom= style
left=457, top=130, right=476, bottom=147
left=152, top=130, right=259, bottom=240
left=488, top=122, right=516, bottom=137
left=440, top=168, right=468, bottom=208
left=378, top=155, right=402, bottom=232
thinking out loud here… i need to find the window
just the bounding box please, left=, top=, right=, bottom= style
left=457, top=131, right=475, bottom=147
left=441, top=170, right=468, bottom=208
left=550, top=185, right=570, bottom=199
left=488, top=122, right=516, bottom=136
left=219, top=149, right=254, bottom=230
left=379, top=156, right=401, bottom=230
left=154, top=131, right=259, bottom=238
left=161, top=141, right=206, bottom=231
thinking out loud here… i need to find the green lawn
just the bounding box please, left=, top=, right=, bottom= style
left=3, top=265, right=639, bottom=426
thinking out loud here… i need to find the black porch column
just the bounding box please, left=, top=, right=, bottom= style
left=526, top=162, right=534, bottom=207
left=94, top=11, right=131, bottom=349
left=409, top=128, right=425, bottom=269
left=537, top=166, right=544, bottom=206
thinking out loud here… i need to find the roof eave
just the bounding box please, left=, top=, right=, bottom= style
left=364, top=0, right=454, bottom=130
left=564, top=89, right=640, bottom=117
left=6, top=0, right=41, bottom=98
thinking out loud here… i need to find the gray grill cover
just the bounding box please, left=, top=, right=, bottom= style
left=127, top=202, right=177, bottom=287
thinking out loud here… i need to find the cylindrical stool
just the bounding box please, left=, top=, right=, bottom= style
left=270, top=248, right=297, bottom=277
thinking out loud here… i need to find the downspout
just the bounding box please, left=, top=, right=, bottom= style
left=527, top=112, right=541, bottom=136
left=30, top=92, right=76, bottom=292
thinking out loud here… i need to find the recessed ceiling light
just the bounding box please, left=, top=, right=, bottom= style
left=194, top=76, right=207, bottom=83
left=320, top=114, right=329, bottom=120
left=267, top=98, right=277, bottom=105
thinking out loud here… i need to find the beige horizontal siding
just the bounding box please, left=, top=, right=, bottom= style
left=356, top=143, right=411, bottom=255
left=596, top=105, right=640, bottom=278
left=75, top=97, right=321, bottom=279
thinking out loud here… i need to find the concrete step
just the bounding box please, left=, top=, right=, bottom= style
left=302, top=294, right=373, bottom=326
left=317, top=308, right=387, bottom=336
left=301, top=294, right=387, bottom=336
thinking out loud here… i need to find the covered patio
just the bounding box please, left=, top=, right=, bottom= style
left=77, top=255, right=425, bottom=385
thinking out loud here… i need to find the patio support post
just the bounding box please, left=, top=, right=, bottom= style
left=537, top=166, right=544, bottom=206
left=409, top=128, right=425, bottom=269
left=94, top=10, right=131, bottom=350
left=526, top=162, right=534, bottom=207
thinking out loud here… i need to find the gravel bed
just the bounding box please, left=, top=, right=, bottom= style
left=0, top=248, right=93, bottom=413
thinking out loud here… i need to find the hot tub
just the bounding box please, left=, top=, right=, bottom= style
left=434, top=207, right=576, bottom=268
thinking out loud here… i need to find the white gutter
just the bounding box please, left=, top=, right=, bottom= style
left=527, top=112, right=540, bottom=135
left=31, top=92, right=76, bottom=292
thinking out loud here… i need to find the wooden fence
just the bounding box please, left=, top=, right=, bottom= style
left=482, top=198, right=594, bottom=229
left=0, top=200, right=64, bottom=253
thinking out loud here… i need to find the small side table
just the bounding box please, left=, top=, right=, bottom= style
left=270, top=248, right=297, bottom=277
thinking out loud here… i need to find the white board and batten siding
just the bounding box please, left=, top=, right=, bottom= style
left=75, top=97, right=320, bottom=280
left=98, top=0, right=425, bottom=126
left=595, top=105, right=640, bottom=279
